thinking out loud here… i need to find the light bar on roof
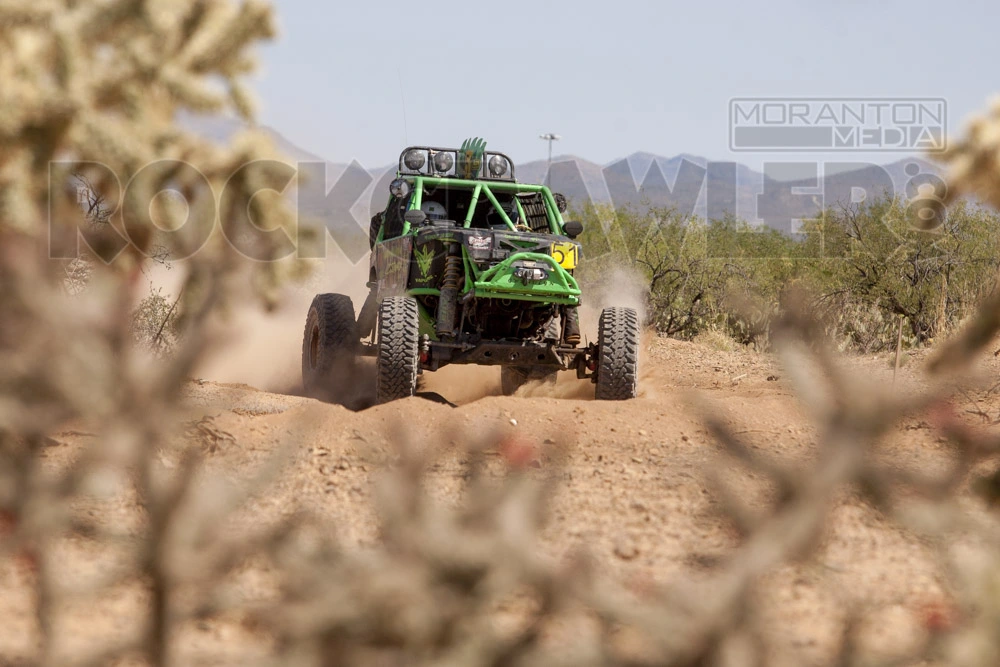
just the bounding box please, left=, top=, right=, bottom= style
left=397, top=146, right=515, bottom=181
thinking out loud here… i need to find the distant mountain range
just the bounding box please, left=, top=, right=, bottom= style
left=519, top=152, right=943, bottom=233
left=182, top=113, right=945, bottom=240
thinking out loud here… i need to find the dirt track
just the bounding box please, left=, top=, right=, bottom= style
left=4, top=333, right=998, bottom=665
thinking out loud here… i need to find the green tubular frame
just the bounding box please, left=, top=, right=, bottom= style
left=400, top=176, right=566, bottom=235
left=464, top=183, right=483, bottom=227
left=479, top=185, right=515, bottom=230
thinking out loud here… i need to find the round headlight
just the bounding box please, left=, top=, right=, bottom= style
left=389, top=178, right=411, bottom=198
left=403, top=150, right=426, bottom=171
left=433, top=151, right=454, bottom=173
left=488, top=155, right=508, bottom=177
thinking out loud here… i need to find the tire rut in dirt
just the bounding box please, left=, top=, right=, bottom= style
left=595, top=307, right=639, bottom=400
left=302, top=294, right=359, bottom=405
left=376, top=296, right=420, bottom=404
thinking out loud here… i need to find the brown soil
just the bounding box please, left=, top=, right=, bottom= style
left=4, top=333, right=998, bottom=665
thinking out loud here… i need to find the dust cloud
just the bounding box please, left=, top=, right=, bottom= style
left=585, top=265, right=648, bottom=320
left=512, top=373, right=595, bottom=400
left=192, top=257, right=370, bottom=392
left=418, top=365, right=501, bottom=404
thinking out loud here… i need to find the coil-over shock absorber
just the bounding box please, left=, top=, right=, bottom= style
left=436, top=243, right=461, bottom=337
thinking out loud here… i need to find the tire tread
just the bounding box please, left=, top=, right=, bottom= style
left=301, top=294, right=358, bottom=401
left=376, top=296, right=420, bottom=403
left=595, top=307, right=639, bottom=400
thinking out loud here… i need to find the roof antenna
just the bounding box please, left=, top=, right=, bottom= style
left=397, top=68, right=409, bottom=146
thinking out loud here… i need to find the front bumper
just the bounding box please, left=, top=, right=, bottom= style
left=473, top=252, right=581, bottom=305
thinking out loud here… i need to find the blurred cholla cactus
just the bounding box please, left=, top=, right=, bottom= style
left=62, top=257, right=94, bottom=295
left=0, top=6, right=297, bottom=662
left=0, top=0, right=298, bottom=429
left=938, top=95, right=1000, bottom=210
left=0, top=0, right=301, bottom=301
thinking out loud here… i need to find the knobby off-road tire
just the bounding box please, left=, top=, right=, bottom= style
left=302, top=294, right=359, bottom=403
left=501, top=367, right=558, bottom=396
left=595, top=307, right=639, bottom=400
left=375, top=296, right=420, bottom=404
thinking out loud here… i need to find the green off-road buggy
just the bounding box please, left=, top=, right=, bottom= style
left=302, top=138, right=639, bottom=405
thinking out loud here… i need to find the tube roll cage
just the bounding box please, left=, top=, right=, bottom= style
left=399, top=176, right=568, bottom=236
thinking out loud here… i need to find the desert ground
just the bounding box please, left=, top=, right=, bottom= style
left=3, top=317, right=999, bottom=665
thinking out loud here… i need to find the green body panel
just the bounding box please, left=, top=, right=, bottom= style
left=416, top=301, right=437, bottom=340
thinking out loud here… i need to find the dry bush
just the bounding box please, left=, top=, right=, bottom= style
left=693, top=328, right=740, bottom=353
left=130, top=287, right=182, bottom=355
left=575, top=197, right=1000, bottom=353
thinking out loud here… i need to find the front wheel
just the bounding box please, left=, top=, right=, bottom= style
left=375, top=296, right=420, bottom=404
left=595, top=307, right=639, bottom=400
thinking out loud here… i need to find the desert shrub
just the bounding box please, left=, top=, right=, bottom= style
left=693, top=328, right=739, bottom=353
left=578, top=196, right=1000, bottom=353
left=800, top=198, right=1000, bottom=349
left=577, top=205, right=790, bottom=343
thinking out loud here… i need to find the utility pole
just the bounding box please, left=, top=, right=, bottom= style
left=539, top=133, right=561, bottom=185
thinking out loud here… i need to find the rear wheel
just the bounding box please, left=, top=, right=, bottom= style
left=501, top=366, right=558, bottom=396
left=595, top=307, right=639, bottom=400
left=376, top=296, right=420, bottom=404
left=302, top=294, right=358, bottom=403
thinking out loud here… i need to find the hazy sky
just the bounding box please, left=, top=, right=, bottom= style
left=254, top=0, right=999, bottom=168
